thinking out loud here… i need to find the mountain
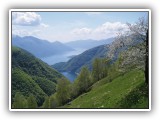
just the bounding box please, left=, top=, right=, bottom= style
left=52, top=34, right=145, bottom=74
left=12, top=46, right=64, bottom=106
left=65, top=38, right=114, bottom=50
left=52, top=44, right=109, bottom=73
left=12, top=35, right=74, bottom=58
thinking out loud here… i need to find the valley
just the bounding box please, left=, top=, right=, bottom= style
left=11, top=14, right=150, bottom=109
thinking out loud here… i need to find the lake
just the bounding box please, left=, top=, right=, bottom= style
left=61, top=72, right=77, bottom=82
left=40, top=48, right=86, bottom=65
left=40, top=48, right=85, bottom=81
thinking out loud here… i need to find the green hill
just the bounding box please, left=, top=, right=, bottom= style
left=12, top=47, right=63, bottom=83
left=12, top=68, right=47, bottom=106
left=12, top=46, right=64, bottom=106
left=63, top=69, right=148, bottom=108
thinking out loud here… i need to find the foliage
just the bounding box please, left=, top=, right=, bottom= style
left=92, top=58, right=109, bottom=82
left=42, top=96, right=50, bottom=108
left=27, top=94, right=38, bottom=108
left=117, top=42, right=146, bottom=72
left=34, top=77, right=56, bottom=96
left=49, top=94, right=59, bottom=108
left=56, top=78, right=71, bottom=106
left=12, top=68, right=47, bottom=106
left=76, top=66, right=92, bottom=94
left=12, top=92, right=28, bottom=109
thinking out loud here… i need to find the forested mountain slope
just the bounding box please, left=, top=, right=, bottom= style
left=12, top=46, right=64, bottom=106
left=52, top=44, right=108, bottom=73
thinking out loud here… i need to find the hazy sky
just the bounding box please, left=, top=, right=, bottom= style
left=12, top=11, right=148, bottom=43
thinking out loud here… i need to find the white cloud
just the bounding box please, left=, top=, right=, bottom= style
left=12, top=12, right=46, bottom=26
left=40, top=23, right=49, bottom=28
left=12, top=29, right=41, bottom=37
left=71, top=22, right=129, bottom=40
left=72, top=28, right=92, bottom=35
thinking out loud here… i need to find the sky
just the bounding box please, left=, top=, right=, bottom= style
left=12, top=11, right=148, bottom=43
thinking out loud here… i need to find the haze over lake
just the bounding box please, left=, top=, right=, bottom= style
left=40, top=48, right=86, bottom=65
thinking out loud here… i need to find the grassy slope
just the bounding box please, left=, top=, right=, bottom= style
left=63, top=69, right=148, bottom=108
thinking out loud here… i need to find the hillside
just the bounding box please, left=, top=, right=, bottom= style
left=12, top=35, right=74, bottom=58
left=63, top=69, right=148, bottom=108
left=52, top=44, right=108, bottom=73
left=12, top=46, right=64, bottom=106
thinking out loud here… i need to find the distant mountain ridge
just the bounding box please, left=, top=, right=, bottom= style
left=12, top=35, right=74, bottom=58
left=65, top=38, right=114, bottom=50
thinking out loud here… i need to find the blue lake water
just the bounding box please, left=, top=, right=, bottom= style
left=40, top=48, right=85, bottom=65
left=61, top=72, right=77, bottom=82
left=40, top=48, right=85, bottom=81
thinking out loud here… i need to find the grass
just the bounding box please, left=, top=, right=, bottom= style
left=62, top=69, right=148, bottom=109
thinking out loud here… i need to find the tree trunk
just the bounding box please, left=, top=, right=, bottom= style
left=145, top=30, right=149, bottom=84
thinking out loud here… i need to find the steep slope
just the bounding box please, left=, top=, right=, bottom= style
left=12, top=68, right=47, bottom=106
left=52, top=44, right=108, bottom=73
left=63, top=69, right=148, bottom=108
left=12, top=35, right=74, bottom=58
left=65, top=38, right=114, bottom=50
left=12, top=46, right=63, bottom=83
left=12, top=46, right=64, bottom=106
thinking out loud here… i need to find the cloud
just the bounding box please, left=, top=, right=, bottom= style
left=71, top=22, right=129, bottom=40
left=12, top=29, right=41, bottom=37
left=72, top=28, right=92, bottom=35
left=40, top=23, right=49, bottom=28
left=12, top=12, right=43, bottom=26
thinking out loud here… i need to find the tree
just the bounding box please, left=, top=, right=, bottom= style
left=49, top=94, right=58, bottom=108
left=56, top=78, right=71, bottom=106
left=42, top=96, right=50, bottom=108
left=27, top=94, right=37, bottom=108
left=126, top=17, right=149, bottom=84
left=107, top=17, right=149, bottom=84
left=92, top=58, right=101, bottom=82
left=77, top=66, right=91, bottom=94
left=12, top=92, right=28, bottom=108
left=92, top=58, right=109, bottom=82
